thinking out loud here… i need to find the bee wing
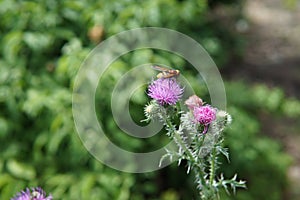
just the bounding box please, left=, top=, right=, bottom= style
left=151, top=65, right=170, bottom=72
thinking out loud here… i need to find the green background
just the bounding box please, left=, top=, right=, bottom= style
left=1, top=0, right=299, bottom=199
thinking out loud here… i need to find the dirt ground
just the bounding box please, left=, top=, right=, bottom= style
left=222, top=0, right=300, bottom=199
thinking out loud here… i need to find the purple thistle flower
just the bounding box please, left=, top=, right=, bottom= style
left=11, top=188, right=31, bottom=200
left=193, top=105, right=216, bottom=125
left=11, top=187, right=52, bottom=200
left=193, top=105, right=216, bottom=134
left=148, top=78, right=184, bottom=105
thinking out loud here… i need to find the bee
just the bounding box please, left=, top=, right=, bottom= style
left=151, top=65, right=180, bottom=79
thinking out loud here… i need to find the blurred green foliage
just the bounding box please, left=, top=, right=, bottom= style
left=0, top=0, right=299, bottom=199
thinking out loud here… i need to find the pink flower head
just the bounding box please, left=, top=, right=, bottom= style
left=185, top=95, right=203, bottom=110
left=193, top=105, right=216, bottom=125
left=148, top=78, right=184, bottom=105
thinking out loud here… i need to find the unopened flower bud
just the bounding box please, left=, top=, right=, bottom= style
left=145, top=104, right=154, bottom=114
left=185, top=95, right=203, bottom=111
left=216, top=110, right=232, bottom=126
left=143, top=101, right=164, bottom=121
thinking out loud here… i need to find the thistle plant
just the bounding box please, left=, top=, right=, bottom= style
left=143, top=70, right=246, bottom=200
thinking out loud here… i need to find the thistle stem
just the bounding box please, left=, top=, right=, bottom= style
left=164, top=118, right=194, bottom=160
left=164, top=117, right=207, bottom=192
left=196, top=134, right=206, bottom=156
left=209, top=145, right=217, bottom=186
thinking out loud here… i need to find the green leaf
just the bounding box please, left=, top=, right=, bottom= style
left=2, top=31, right=23, bottom=64
left=23, top=32, right=53, bottom=51
left=6, top=159, right=36, bottom=180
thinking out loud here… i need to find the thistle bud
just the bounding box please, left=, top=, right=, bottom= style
left=185, top=95, right=203, bottom=111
